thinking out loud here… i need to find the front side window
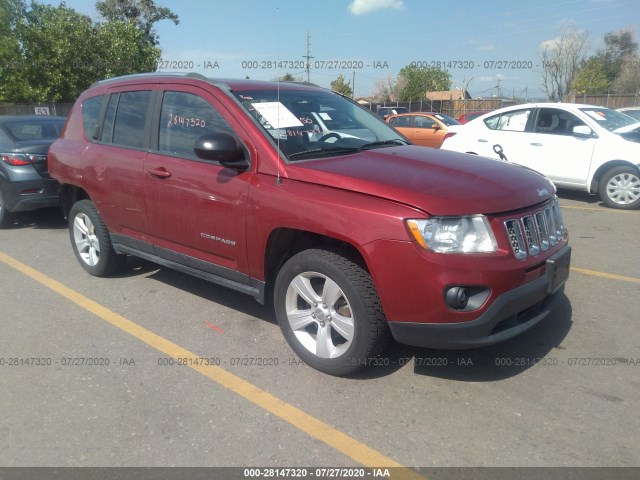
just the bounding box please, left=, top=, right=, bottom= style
left=414, top=116, right=436, bottom=129
left=485, top=109, right=532, bottom=132
left=534, top=108, right=584, bottom=135
left=158, top=91, right=235, bottom=160
left=112, top=91, right=152, bottom=148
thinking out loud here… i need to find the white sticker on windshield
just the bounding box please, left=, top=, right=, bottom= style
left=251, top=102, right=303, bottom=128
left=585, top=110, right=607, bottom=121
left=319, top=112, right=332, bottom=121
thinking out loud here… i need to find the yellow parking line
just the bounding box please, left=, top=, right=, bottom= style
left=561, top=205, right=639, bottom=214
left=0, top=251, right=424, bottom=479
left=571, top=267, right=640, bottom=284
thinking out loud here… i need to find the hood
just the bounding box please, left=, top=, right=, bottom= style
left=285, top=146, right=555, bottom=216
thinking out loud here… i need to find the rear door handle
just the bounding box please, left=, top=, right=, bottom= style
left=148, top=167, right=172, bottom=179
left=530, top=142, right=543, bottom=146
left=478, top=139, right=488, bottom=143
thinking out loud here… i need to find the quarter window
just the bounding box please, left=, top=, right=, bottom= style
left=81, top=95, right=104, bottom=141
left=158, top=91, right=235, bottom=160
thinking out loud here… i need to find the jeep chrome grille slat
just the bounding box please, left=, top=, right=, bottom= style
left=504, top=200, right=565, bottom=259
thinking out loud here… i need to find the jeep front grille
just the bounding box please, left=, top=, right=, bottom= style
left=504, top=200, right=565, bottom=260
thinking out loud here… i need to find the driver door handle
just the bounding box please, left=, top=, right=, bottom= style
left=148, top=167, right=172, bottom=179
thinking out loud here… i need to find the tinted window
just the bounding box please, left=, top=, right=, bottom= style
left=112, top=91, right=151, bottom=148
left=158, top=91, right=235, bottom=160
left=101, top=94, right=119, bottom=143
left=82, top=95, right=104, bottom=141
left=485, top=109, right=531, bottom=132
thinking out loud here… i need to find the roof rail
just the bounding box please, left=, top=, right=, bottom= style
left=90, top=71, right=204, bottom=88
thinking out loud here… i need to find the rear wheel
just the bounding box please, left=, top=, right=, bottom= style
left=599, top=166, right=640, bottom=209
left=274, top=249, right=388, bottom=376
left=69, top=200, right=126, bottom=276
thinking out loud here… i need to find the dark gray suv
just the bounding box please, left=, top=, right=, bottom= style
left=0, top=115, right=66, bottom=227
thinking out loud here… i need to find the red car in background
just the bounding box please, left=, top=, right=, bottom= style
left=457, top=110, right=492, bottom=124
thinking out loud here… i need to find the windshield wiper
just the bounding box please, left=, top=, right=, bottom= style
left=358, top=139, right=410, bottom=150
left=287, top=146, right=360, bottom=159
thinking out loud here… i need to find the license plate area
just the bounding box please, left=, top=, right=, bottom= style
left=546, top=246, right=571, bottom=294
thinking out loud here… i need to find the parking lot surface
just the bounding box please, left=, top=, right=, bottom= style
left=1, top=190, right=639, bottom=473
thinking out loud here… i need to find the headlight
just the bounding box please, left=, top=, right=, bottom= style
left=406, top=216, right=497, bottom=253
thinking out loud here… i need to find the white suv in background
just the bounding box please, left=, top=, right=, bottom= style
left=442, top=103, right=640, bottom=209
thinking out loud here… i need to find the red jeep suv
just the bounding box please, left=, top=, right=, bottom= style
left=48, top=73, right=571, bottom=375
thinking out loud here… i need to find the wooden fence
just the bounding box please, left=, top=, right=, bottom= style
left=362, top=98, right=517, bottom=117
left=563, top=94, right=640, bottom=109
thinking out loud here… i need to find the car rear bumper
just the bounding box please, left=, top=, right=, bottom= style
left=0, top=177, right=59, bottom=212
left=388, top=245, right=571, bottom=349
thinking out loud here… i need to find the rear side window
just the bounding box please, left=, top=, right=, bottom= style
left=484, top=109, right=532, bottom=132
left=391, top=116, right=411, bottom=127
left=158, top=91, right=235, bottom=160
left=82, top=95, right=104, bottom=141
left=112, top=91, right=152, bottom=148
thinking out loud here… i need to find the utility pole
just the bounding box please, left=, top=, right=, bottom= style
left=352, top=71, right=356, bottom=99
left=302, top=31, right=313, bottom=83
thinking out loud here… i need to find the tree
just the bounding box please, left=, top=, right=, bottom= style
left=96, top=0, right=179, bottom=45
left=0, top=1, right=164, bottom=104
left=396, top=65, right=451, bottom=101
left=96, top=20, right=161, bottom=77
left=12, top=2, right=100, bottom=103
left=612, top=55, right=640, bottom=94
left=0, top=0, right=26, bottom=100
left=571, top=57, right=610, bottom=94
left=330, top=74, right=353, bottom=97
left=372, top=75, right=398, bottom=102
left=599, top=28, right=637, bottom=81
left=539, top=21, right=589, bottom=101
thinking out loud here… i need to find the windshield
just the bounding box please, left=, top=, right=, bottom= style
left=233, top=87, right=407, bottom=160
left=579, top=107, right=638, bottom=132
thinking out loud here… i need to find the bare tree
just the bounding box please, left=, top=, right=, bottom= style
left=539, top=22, right=590, bottom=101
left=372, top=75, right=399, bottom=102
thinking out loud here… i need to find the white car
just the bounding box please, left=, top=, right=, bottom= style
left=441, top=103, right=640, bottom=209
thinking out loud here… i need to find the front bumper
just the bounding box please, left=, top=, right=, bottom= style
left=388, top=244, right=571, bottom=349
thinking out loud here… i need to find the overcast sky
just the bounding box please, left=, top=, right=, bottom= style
left=50, top=0, right=640, bottom=99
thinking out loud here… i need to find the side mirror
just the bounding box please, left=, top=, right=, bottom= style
left=431, top=124, right=441, bottom=130
left=572, top=125, right=593, bottom=137
left=194, top=133, right=248, bottom=169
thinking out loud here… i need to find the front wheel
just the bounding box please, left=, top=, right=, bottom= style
left=599, top=166, right=640, bottom=209
left=274, top=249, right=388, bottom=376
left=69, top=200, right=126, bottom=276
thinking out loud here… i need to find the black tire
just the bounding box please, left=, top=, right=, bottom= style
left=598, top=166, right=640, bottom=210
left=274, top=249, right=389, bottom=376
left=68, top=200, right=126, bottom=276
left=0, top=197, right=14, bottom=228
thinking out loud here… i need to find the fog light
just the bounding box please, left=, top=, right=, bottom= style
left=446, top=287, right=469, bottom=310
